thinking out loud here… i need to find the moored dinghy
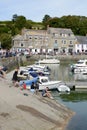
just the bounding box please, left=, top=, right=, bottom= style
left=57, top=84, right=70, bottom=93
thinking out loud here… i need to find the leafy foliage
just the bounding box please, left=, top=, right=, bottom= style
left=0, top=33, right=12, bottom=49
left=42, top=14, right=51, bottom=29
left=14, top=16, right=27, bottom=30
left=45, top=15, right=87, bottom=36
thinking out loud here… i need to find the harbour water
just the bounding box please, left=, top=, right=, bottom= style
left=47, top=63, right=87, bottom=130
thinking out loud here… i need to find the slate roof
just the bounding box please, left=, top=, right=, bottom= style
left=24, top=29, right=47, bottom=35
left=47, top=27, right=73, bottom=34
left=76, top=36, right=87, bottom=44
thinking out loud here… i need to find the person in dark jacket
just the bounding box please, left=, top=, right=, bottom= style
left=30, top=82, right=35, bottom=93
left=12, top=68, right=19, bottom=86
left=12, top=69, right=18, bottom=81
left=34, top=81, right=39, bottom=94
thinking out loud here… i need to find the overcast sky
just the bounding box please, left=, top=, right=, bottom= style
left=0, top=0, right=87, bottom=22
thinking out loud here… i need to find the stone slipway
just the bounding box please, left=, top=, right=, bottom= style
left=0, top=71, right=75, bottom=130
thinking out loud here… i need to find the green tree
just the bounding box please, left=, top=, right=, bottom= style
left=25, top=21, right=32, bottom=29
left=47, top=17, right=61, bottom=28
left=42, top=14, right=51, bottom=29
left=78, top=17, right=87, bottom=35
left=0, top=33, right=12, bottom=49
left=15, top=16, right=26, bottom=30
left=42, top=14, right=51, bottom=23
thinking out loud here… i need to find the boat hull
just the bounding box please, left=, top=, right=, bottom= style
left=19, top=77, right=38, bottom=86
left=39, top=81, right=70, bottom=92
left=39, top=81, right=61, bottom=90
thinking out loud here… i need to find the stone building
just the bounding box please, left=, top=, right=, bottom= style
left=12, top=27, right=77, bottom=54
left=47, top=27, right=77, bottom=54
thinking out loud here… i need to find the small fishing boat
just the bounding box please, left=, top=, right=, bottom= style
left=38, top=58, right=60, bottom=64
left=38, top=76, right=70, bottom=92
left=19, top=74, right=70, bottom=92
left=70, top=59, right=87, bottom=73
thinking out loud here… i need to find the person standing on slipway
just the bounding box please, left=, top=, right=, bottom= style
left=12, top=68, right=19, bottom=87
left=34, top=78, right=42, bottom=94
left=30, top=82, right=35, bottom=93
left=34, top=81, right=39, bottom=94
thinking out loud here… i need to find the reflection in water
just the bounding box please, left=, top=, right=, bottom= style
left=47, top=64, right=75, bottom=82
left=48, top=64, right=60, bottom=80
left=52, top=90, right=87, bottom=103
left=46, top=64, right=87, bottom=130
left=74, top=73, right=87, bottom=81
left=52, top=90, right=87, bottom=130
left=47, top=63, right=87, bottom=83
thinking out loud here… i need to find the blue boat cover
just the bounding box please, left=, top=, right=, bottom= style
left=29, top=71, right=38, bottom=77
left=19, top=76, right=39, bottom=86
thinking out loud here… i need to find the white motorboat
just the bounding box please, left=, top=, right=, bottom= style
left=38, top=76, right=70, bottom=92
left=70, top=59, right=87, bottom=73
left=26, top=64, right=45, bottom=71
left=74, top=67, right=87, bottom=74
left=38, top=58, right=60, bottom=64
left=26, top=62, right=50, bottom=72
left=36, top=51, right=60, bottom=64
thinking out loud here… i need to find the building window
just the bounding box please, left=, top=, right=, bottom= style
left=62, top=40, right=66, bottom=44
left=77, top=50, right=80, bottom=53
left=70, top=41, right=72, bottom=44
left=39, top=37, right=42, bottom=39
left=53, top=33, right=55, bottom=36
left=60, top=33, right=62, bottom=36
left=35, top=49, right=37, bottom=52
left=21, top=43, right=23, bottom=47
left=68, top=33, right=71, bottom=36
left=55, top=40, right=57, bottom=43
left=64, top=41, right=66, bottom=44
left=35, top=37, right=38, bottom=39
left=54, top=40, right=58, bottom=48
left=29, top=37, right=32, bottom=39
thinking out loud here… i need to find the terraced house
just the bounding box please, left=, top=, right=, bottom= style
left=75, top=36, right=87, bottom=54
left=12, top=27, right=77, bottom=55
